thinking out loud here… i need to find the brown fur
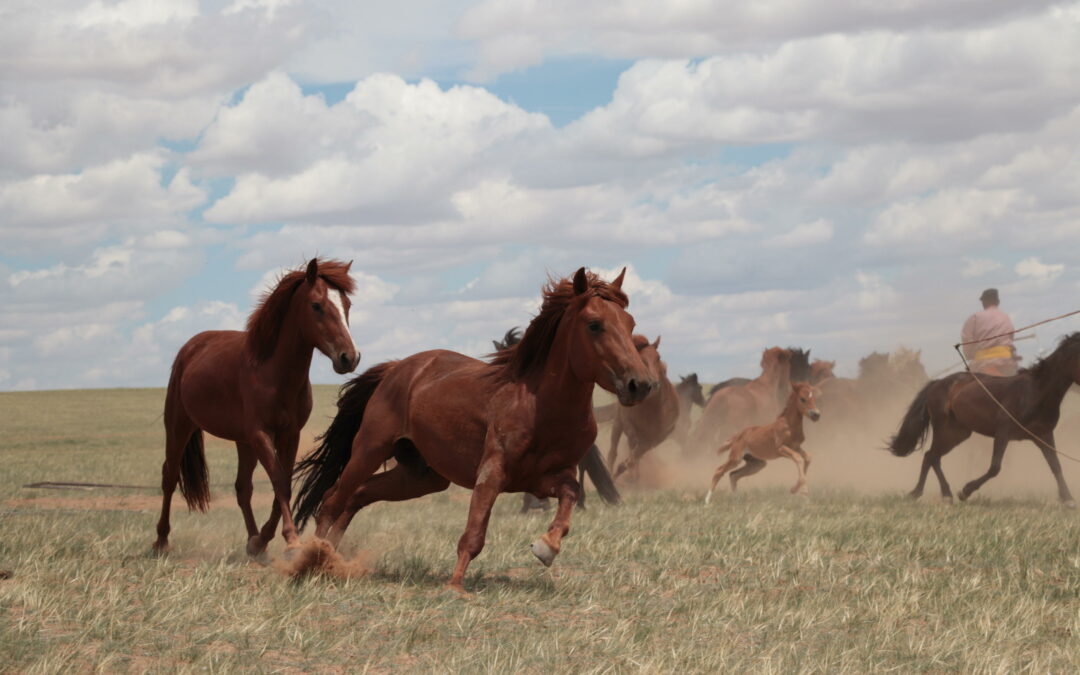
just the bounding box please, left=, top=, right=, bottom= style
left=705, top=382, right=822, bottom=501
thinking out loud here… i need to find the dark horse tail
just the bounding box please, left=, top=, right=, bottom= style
left=292, top=362, right=395, bottom=531
left=166, top=353, right=211, bottom=512
left=580, top=444, right=620, bottom=505
left=178, top=429, right=211, bottom=512
left=887, top=380, right=935, bottom=457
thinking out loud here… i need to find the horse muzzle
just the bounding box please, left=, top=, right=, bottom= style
left=332, top=348, right=361, bottom=374
left=808, top=410, right=821, bottom=422
left=615, top=375, right=656, bottom=406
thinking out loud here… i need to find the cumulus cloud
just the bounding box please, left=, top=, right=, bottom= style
left=459, top=0, right=1063, bottom=81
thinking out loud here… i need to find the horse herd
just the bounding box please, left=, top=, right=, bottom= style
left=152, top=259, right=1080, bottom=590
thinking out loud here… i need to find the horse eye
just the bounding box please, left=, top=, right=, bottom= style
left=587, top=321, right=603, bottom=334
left=311, top=302, right=323, bottom=313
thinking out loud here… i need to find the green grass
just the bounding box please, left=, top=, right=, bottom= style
left=2, top=387, right=1080, bottom=672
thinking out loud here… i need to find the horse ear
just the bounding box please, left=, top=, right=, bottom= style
left=689, top=373, right=698, bottom=383
left=573, top=267, right=588, bottom=295
left=653, top=335, right=661, bottom=349
left=612, top=266, right=627, bottom=289
left=345, top=259, right=353, bottom=272
left=305, top=258, right=318, bottom=283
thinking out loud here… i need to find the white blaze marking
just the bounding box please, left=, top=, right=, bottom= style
left=327, top=290, right=357, bottom=351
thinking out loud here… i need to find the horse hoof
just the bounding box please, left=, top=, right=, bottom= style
left=958, top=490, right=970, bottom=502
left=1064, top=500, right=1077, bottom=510
left=704, top=491, right=713, bottom=505
left=942, top=496, right=953, bottom=505
left=151, top=541, right=170, bottom=556
left=531, top=538, right=557, bottom=568
left=907, top=491, right=921, bottom=500
left=246, top=536, right=267, bottom=558
left=444, top=582, right=469, bottom=596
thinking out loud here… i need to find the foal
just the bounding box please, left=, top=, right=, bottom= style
left=704, top=382, right=821, bottom=503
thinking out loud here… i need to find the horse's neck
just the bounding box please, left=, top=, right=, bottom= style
left=532, top=344, right=595, bottom=427
left=1032, top=363, right=1075, bottom=415
left=258, top=308, right=314, bottom=392
left=780, top=399, right=804, bottom=440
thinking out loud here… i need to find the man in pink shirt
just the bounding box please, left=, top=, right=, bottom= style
left=961, top=288, right=1018, bottom=376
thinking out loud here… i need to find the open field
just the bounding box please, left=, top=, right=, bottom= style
left=3, top=386, right=1080, bottom=672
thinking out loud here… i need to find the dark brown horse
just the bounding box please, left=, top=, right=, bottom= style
left=671, top=373, right=706, bottom=454
left=491, top=327, right=620, bottom=513
left=153, top=258, right=360, bottom=556
left=609, top=335, right=681, bottom=480
left=888, top=332, right=1080, bottom=506
left=292, top=268, right=656, bottom=591
left=691, top=347, right=796, bottom=452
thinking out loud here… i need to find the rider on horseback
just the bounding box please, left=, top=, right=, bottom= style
left=961, top=288, right=1018, bottom=376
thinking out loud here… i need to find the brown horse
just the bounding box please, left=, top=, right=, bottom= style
left=491, top=327, right=621, bottom=513
left=292, top=268, right=656, bottom=591
left=691, top=347, right=795, bottom=452
left=889, top=332, right=1080, bottom=506
left=153, top=258, right=360, bottom=556
left=704, top=382, right=821, bottom=503
left=609, top=335, right=681, bottom=480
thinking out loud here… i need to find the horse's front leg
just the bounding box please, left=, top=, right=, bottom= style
left=448, top=450, right=506, bottom=593
left=248, top=429, right=301, bottom=551
left=959, top=430, right=1008, bottom=501
left=254, top=427, right=300, bottom=550
left=531, top=469, right=579, bottom=567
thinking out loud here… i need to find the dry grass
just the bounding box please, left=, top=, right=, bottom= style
left=2, top=387, right=1080, bottom=672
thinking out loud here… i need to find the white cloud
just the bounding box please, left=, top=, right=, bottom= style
left=1015, top=257, right=1064, bottom=283
left=0, top=152, right=205, bottom=253
left=459, top=0, right=1063, bottom=81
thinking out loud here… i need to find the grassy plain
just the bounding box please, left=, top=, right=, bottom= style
left=2, top=386, right=1080, bottom=672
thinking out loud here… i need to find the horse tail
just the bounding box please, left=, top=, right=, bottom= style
left=888, top=380, right=935, bottom=457
left=177, top=428, right=211, bottom=512
left=292, top=361, right=395, bottom=531
left=580, top=444, right=620, bottom=505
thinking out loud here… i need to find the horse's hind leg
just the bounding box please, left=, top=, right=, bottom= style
left=730, top=454, right=766, bottom=491
left=918, top=424, right=967, bottom=503
left=154, top=414, right=195, bottom=554
left=1034, top=432, right=1076, bottom=507
left=959, top=431, right=1007, bottom=502
left=704, top=442, right=741, bottom=504
left=331, top=462, right=450, bottom=537
left=316, top=434, right=395, bottom=545
left=233, top=444, right=261, bottom=556
left=778, top=445, right=809, bottom=496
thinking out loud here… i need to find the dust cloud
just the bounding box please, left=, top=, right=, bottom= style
left=600, top=385, right=1080, bottom=502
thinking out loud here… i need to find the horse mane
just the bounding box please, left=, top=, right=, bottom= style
left=788, top=346, right=811, bottom=383
left=1027, top=332, right=1080, bottom=380
left=245, top=258, right=356, bottom=363
left=488, top=271, right=628, bottom=382
left=491, top=327, right=522, bottom=352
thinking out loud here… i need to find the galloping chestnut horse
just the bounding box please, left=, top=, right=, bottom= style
left=705, top=382, right=821, bottom=503
left=153, top=258, right=360, bottom=556
left=691, top=347, right=795, bottom=452
left=609, top=335, right=681, bottom=480
left=292, top=268, right=656, bottom=591
left=491, top=327, right=620, bottom=513
left=889, top=332, right=1080, bottom=506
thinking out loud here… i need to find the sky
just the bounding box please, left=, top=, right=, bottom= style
left=2, top=0, right=1080, bottom=391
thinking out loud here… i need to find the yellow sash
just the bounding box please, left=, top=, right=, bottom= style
left=974, top=345, right=1012, bottom=361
